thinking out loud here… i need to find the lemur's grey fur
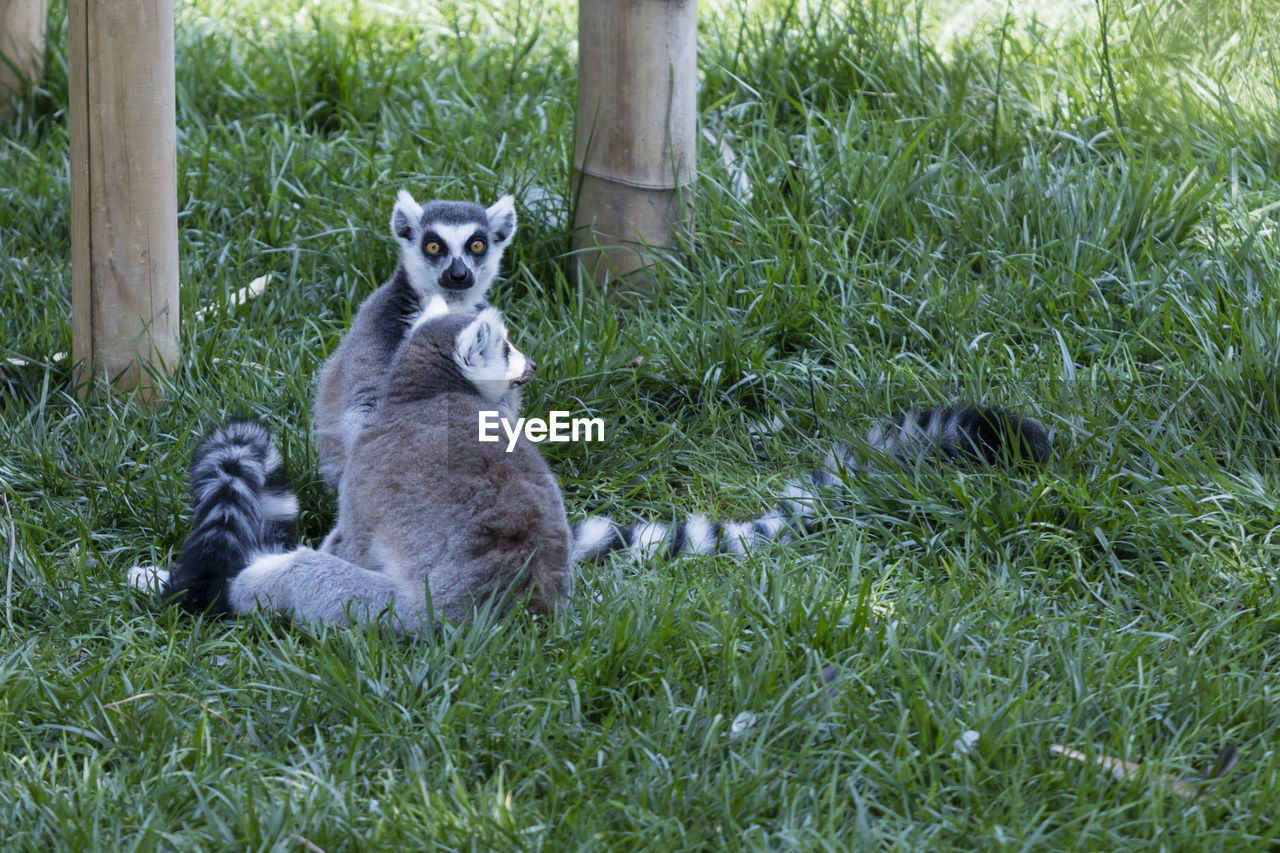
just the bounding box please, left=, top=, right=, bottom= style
left=314, top=190, right=517, bottom=490
left=218, top=300, right=570, bottom=628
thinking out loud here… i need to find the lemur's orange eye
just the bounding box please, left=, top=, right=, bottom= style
left=425, top=241, right=442, bottom=255
left=469, top=239, right=486, bottom=254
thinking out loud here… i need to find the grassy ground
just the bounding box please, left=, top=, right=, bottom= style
left=3, top=0, right=1280, bottom=848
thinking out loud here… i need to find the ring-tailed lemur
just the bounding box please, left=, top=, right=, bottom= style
left=160, top=298, right=571, bottom=628
left=569, top=405, right=1051, bottom=561
left=314, top=189, right=517, bottom=489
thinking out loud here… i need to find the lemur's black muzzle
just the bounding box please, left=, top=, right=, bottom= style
left=441, top=257, right=474, bottom=290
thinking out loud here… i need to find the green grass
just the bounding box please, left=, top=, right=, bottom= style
left=3, top=0, right=1280, bottom=848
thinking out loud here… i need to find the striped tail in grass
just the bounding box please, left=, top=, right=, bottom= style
left=571, top=404, right=1049, bottom=563
left=161, top=419, right=299, bottom=613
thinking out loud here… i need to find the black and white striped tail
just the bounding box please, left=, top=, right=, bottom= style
left=865, top=405, right=1050, bottom=466
left=571, top=405, right=1049, bottom=563
left=162, top=419, right=298, bottom=613
left=570, top=443, right=853, bottom=562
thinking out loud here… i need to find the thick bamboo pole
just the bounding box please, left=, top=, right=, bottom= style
left=0, top=0, right=46, bottom=114
left=572, top=0, right=697, bottom=286
left=69, top=0, right=179, bottom=400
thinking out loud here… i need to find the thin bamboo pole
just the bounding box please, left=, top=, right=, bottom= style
left=69, top=0, right=179, bottom=400
left=572, top=0, right=697, bottom=287
left=0, top=0, right=46, bottom=114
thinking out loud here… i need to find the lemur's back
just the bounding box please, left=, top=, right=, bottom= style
left=339, top=392, right=571, bottom=621
left=327, top=307, right=571, bottom=623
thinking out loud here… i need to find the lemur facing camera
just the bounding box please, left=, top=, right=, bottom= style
left=313, top=190, right=518, bottom=490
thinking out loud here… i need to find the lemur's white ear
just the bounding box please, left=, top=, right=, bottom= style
left=486, top=195, right=517, bottom=247
left=391, top=189, right=424, bottom=243
left=454, top=308, right=505, bottom=368
left=410, top=295, right=450, bottom=332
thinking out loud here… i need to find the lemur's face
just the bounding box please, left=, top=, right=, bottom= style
left=419, top=223, right=491, bottom=293
left=391, top=191, right=518, bottom=305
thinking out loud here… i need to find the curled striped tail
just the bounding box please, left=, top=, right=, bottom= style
left=571, top=405, right=1049, bottom=564
left=163, top=419, right=298, bottom=613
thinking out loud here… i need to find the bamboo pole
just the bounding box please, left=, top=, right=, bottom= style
left=572, top=0, right=697, bottom=287
left=0, top=0, right=46, bottom=114
left=69, top=0, right=179, bottom=401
